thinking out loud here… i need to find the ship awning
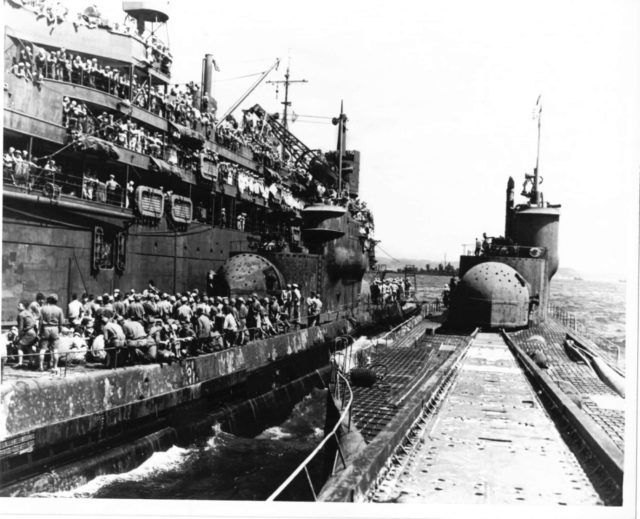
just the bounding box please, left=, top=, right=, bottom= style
left=169, top=122, right=205, bottom=147
left=149, top=157, right=196, bottom=185
left=74, top=135, right=121, bottom=160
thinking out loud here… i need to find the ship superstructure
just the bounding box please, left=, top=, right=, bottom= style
left=2, top=0, right=375, bottom=321
left=0, top=0, right=388, bottom=495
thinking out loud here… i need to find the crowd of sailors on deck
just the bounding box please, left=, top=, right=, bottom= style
left=3, top=146, right=136, bottom=206
left=10, top=39, right=178, bottom=120
left=348, top=198, right=375, bottom=238
left=10, top=1, right=172, bottom=73
left=2, top=142, right=308, bottom=218
left=4, top=143, right=373, bottom=247
left=6, top=34, right=362, bottom=208
left=63, top=97, right=165, bottom=160
left=7, top=39, right=320, bottom=187
left=2, top=281, right=326, bottom=373
left=5, top=18, right=376, bottom=240
left=369, top=277, right=412, bottom=305
left=3, top=147, right=61, bottom=191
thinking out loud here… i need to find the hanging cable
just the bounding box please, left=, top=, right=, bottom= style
left=375, top=243, right=403, bottom=264
left=214, top=71, right=267, bottom=82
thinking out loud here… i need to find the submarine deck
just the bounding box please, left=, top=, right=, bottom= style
left=371, top=332, right=601, bottom=505
left=319, top=316, right=624, bottom=504
left=508, top=320, right=625, bottom=452
left=349, top=325, right=471, bottom=443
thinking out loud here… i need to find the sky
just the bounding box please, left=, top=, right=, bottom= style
left=63, top=0, right=640, bottom=279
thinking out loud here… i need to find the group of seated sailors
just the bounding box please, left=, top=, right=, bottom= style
left=2, top=282, right=324, bottom=373
left=12, top=1, right=172, bottom=73
left=369, top=277, right=412, bottom=305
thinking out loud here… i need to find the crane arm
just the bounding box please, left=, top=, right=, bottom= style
left=215, top=59, right=280, bottom=128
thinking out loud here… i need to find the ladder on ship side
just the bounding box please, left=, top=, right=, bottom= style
left=251, top=104, right=333, bottom=172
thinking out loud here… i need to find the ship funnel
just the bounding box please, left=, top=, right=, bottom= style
left=202, top=54, right=215, bottom=105
left=122, top=1, right=169, bottom=35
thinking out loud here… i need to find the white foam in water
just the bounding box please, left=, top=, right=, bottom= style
left=41, top=445, right=191, bottom=498
left=257, top=426, right=293, bottom=440
left=205, top=423, right=224, bottom=450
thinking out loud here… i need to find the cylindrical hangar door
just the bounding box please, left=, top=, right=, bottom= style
left=217, top=253, right=285, bottom=297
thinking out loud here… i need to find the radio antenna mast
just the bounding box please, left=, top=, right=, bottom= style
left=267, top=63, right=307, bottom=129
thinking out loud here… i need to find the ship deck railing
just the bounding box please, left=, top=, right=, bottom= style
left=376, top=311, right=427, bottom=350
left=7, top=2, right=171, bottom=77
left=547, top=303, right=624, bottom=372
left=462, top=244, right=548, bottom=259
left=266, top=368, right=354, bottom=501
left=3, top=166, right=130, bottom=209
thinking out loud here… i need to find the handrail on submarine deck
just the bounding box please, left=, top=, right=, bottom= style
left=374, top=302, right=437, bottom=350
left=266, top=368, right=354, bottom=502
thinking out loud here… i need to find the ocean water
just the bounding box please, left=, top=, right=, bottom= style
left=549, top=278, right=626, bottom=348
left=44, top=274, right=626, bottom=501
left=46, top=388, right=328, bottom=501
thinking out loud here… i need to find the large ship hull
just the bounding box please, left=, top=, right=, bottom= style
left=2, top=194, right=365, bottom=322
left=0, top=304, right=405, bottom=495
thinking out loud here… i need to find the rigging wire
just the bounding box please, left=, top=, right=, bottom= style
left=293, top=114, right=332, bottom=120
left=287, top=120, right=331, bottom=125
left=214, top=71, right=267, bottom=82
left=375, top=243, right=403, bottom=264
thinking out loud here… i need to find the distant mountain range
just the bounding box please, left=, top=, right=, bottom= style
left=555, top=267, right=584, bottom=280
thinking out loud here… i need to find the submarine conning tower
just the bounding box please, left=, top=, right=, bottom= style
left=454, top=170, right=561, bottom=329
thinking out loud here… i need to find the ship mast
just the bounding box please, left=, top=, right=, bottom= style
left=266, top=64, right=308, bottom=130
left=333, top=101, right=347, bottom=192
left=532, top=94, right=543, bottom=206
